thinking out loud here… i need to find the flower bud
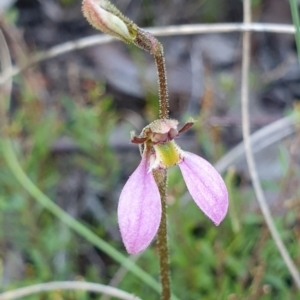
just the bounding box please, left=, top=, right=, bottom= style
left=82, top=0, right=137, bottom=43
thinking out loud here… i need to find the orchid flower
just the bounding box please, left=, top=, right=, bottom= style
left=118, top=119, right=228, bottom=254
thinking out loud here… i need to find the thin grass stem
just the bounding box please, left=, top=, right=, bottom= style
left=241, top=0, right=300, bottom=289
left=289, top=0, right=300, bottom=66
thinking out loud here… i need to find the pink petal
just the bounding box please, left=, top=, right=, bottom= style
left=178, top=152, right=228, bottom=225
left=118, top=154, right=162, bottom=254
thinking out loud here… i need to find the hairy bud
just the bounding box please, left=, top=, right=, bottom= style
left=82, top=0, right=137, bottom=43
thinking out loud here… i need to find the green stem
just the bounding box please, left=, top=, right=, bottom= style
left=289, top=0, right=300, bottom=66
left=153, top=169, right=171, bottom=300
left=225, top=167, right=240, bottom=234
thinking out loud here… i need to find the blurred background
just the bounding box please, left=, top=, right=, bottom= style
left=1, top=0, right=300, bottom=299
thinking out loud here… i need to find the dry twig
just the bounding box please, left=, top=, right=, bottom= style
left=214, top=114, right=299, bottom=174
left=0, top=22, right=299, bottom=86
left=0, top=281, right=141, bottom=300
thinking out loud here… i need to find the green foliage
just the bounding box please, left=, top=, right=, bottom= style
left=1, top=7, right=300, bottom=296
left=0, top=80, right=120, bottom=292
left=1, top=79, right=300, bottom=299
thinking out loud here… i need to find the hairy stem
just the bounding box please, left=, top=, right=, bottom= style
left=155, top=50, right=169, bottom=119
left=153, top=169, right=170, bottom=300
left=133, top=28, right=169, bottom=119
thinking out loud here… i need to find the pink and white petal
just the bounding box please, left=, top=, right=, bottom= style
left=118, top=154, right=162, bottom=254
left=178, top=152, right=228, bottom=225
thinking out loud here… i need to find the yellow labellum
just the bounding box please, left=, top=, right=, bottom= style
left=154, top=141, right=181, bottom=168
